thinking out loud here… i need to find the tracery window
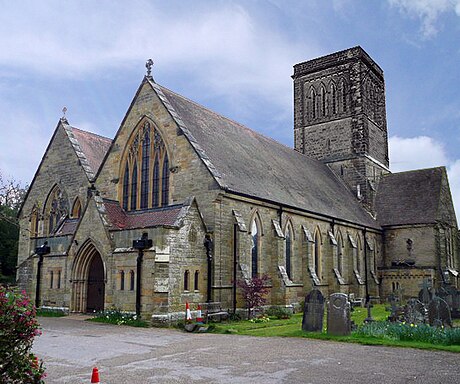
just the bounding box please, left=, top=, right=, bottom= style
left=121, top=121, right=170, bottom=211
left=44, top=186, right=69, bottom=235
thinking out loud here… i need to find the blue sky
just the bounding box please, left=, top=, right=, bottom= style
left=1, top=0, right=460, bottom=216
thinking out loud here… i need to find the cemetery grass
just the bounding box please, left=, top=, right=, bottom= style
left=209, top=305, right=460, bottom=353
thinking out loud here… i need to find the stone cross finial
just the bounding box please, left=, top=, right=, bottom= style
left=145, top=59, right=154, bottom=77
left=62, top=106, right=67, bottom=118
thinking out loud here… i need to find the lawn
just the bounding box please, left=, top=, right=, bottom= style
left=208, top=305, right=460, bottom=353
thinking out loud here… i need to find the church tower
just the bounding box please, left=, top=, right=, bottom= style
left=293, top=46, right=390, bottom=214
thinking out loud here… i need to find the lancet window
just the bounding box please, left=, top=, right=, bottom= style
left=121, top=121, right=170, bottom=211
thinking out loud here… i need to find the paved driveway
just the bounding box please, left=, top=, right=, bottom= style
left=33, top=316, right=460, bottom=383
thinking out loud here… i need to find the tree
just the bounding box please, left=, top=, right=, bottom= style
left=0, top=171, right=28, bottom=283
left=237, top=274, right=271, bottom=319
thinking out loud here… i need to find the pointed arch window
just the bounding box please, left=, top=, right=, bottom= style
left=320, top=85, right=327, bottom=117
left=331, top=83, right=337, bottom=115
left=50, top=270, right=54, bottom=289
left=285, top=224, right=293, bottom=279
left=340, top=79, right=348, bottom=113
left=71, top=197, right=82, bottom=218
left=314, top=230, right=322, bottom=279
left=30, top=207, right=39, bottom=237
left=251, top=219, right=260, bottom=278
left=120, top=270, right=125, bottom=291
left=44, top=186, right=69, bottom=235
left=310, top=88, right=317, bottom=120
left=121, top=120, right=171, bottom=211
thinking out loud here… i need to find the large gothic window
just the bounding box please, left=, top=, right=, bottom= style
left=250, top=218, right=259, bottom=278
left=121, top=121, right=170, bottom=211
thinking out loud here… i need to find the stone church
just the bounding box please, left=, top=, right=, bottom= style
left=16, top=46, right=459, bottom=322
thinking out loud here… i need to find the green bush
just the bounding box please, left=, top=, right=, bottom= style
left=265, top=306, right=292, bottom=319
left=88, top=307, right=149, bottom=327
left=0, top=286, right=46, bottom=383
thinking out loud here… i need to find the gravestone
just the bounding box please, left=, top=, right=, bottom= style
left=428, top=297, right=452, bottom=328
left=418, top=279, right=433, bottom=305
left=437, top=284, right=460, bottom=318
left=403, top=298, right=426, bottom=324
left=327, top=293, right=351, bottom=336
left=302, top=289, right=325, bottom=332
left=387, top=294, right=404, bottom=322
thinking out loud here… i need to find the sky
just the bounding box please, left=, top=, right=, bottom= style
left=1, top=0, right=460, bottom=217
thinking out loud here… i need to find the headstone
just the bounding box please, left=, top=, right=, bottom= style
left=327, top=293, right=351, bottom=336
left=428, top=297, right=452, bottom=327
left=302, top=289, right=325, bottom=332
left=418, top=279, right=433, bottom=305
left=437, top=284, right=460, bottom=318
left=403, top=298, right=426, bottom=324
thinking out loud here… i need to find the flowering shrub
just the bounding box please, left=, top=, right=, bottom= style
left=249, top=314, right=270, bottom=323
left=89, top=307, right=148, bottom=327
left=0, top=286, right=46, bottom=383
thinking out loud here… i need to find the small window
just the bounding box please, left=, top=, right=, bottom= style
left=194, top=270, right=199, bottom=291
left=184, top=270, right=190, bottom=291
left=120, top=270, right=125, bottom=291
left=50, top=270, right=54, bottom=289
left=71, top=197, right=82, bottom=218
left=129, top=270, right=135, bottom=291
left=57, top=270, right=61, bottom=289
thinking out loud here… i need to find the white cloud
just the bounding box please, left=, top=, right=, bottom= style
left=390, top=135, right=460, bottom=221
left=388, top=0, right=460, bottom=37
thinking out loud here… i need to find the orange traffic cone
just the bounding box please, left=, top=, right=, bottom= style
left=91, top=367, right=100, bottom=383
left=185, top=301, right=192, bottom=321
left=196, top=304, right=203, bottom=323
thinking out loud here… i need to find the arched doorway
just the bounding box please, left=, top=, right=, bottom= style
left=86, top=255, right=105, bottom=312
left=71, top=241, right=105, bottom=313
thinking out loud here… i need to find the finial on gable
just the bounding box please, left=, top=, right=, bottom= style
left=61, top=106, right=68, bottom=123
left=145, top=59, right=154, bottom=79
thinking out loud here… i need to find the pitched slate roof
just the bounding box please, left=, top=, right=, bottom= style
left=375, top=167, right=445, bottom=226
left=101, top=198, right=192, bottom=230
left=55, top=218, right=79, bottom=236
left=62, top=121, right=112, bottom=180
left=155, top=83, right=379, bottom=229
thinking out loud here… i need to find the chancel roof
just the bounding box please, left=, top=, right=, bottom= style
left=154, top=82, right=378, bottom=229
left=375, top=167, right=447, bottom=227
